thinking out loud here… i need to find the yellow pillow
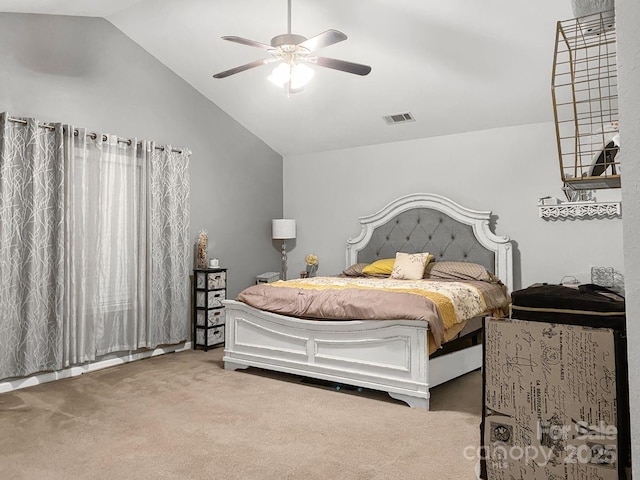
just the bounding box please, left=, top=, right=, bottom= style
left=390, top=252, right=432, bottom=280
left=362, top=258, right=396, bottom=275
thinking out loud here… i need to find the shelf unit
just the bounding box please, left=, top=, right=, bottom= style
left=538, top=201, right=621, bottom=219
left=193, top=268, right=227, bottom=351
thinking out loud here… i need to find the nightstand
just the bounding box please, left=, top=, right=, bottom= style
left=193, top=268, right=227, bottom=350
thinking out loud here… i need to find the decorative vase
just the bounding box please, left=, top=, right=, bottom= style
left=306, top=264, right=317, bottom=277
left=196, top=230, right=208, bottom=268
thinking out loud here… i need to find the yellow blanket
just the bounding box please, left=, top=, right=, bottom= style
left=237, top=276, right=508, bottom=348
left=270, top=277, right=487, bottom=330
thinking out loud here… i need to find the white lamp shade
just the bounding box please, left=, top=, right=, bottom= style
left=267, top=62, right=291, bottom=88
left=272, top=219, right=296, bottom=239
left=267, top=62, right=315, bottom=90
left=290, top=63, right=315, bottom=90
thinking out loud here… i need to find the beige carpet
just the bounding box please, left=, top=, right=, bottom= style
left=0, top=348, right=483, bottom=480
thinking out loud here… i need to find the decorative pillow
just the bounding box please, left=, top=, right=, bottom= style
left=342, top=263, right=369, bottom=277
left=362, top=258, right=396, bottom=276
left=425, top=261, right=496, bottom=282
left=390, top=252, right=432, bottom=280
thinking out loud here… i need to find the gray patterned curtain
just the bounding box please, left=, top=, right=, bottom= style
left=0, top=113, right=65, bottom=378
left=145, top=143, right=190, bottom=347
left=0, top=113, right=190, bottom=380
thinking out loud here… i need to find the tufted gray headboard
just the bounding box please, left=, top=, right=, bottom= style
left=346, top=193, right=513, bottom=291
left=356, top=207, right=495, bottom=272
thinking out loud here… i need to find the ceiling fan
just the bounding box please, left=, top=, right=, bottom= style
left=212, top=0, right=372, bottom=95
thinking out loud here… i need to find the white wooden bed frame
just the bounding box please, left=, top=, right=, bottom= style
left=223, top=193, right=512, bottom=409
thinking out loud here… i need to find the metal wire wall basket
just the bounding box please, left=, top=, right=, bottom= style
left=551, top=10, right=619, bottom=191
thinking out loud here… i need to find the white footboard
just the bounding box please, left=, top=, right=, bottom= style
left=223, top=300, right=431, bottom=409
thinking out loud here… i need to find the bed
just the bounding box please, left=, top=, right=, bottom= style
left=223, top=193, right=513, bottom=409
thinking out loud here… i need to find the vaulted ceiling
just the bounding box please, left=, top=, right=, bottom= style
left=0, top=0, right=574, bottom=156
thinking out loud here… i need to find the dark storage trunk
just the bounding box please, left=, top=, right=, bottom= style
left=511, top=283, right=625, bottom=329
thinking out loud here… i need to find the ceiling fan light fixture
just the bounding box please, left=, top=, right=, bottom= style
left=290, top=63, right=315, bottom=90
left=267, top=62, right=292, bottom=87
left=267, top=61, right=315, bottom=90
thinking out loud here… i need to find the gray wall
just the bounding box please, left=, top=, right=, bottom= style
left=283, top=121, right=623, bottom=290
left=618, top=0, right=640, bottom=465
left=0, top=13, right=283, bottom=298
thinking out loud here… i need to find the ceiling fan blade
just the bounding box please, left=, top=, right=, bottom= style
left=312, top=57, right=372, bottom=76
left=298, top=29, right=347, bottom=52
left=213, top=58, right=279, bottom=78
left=221, top=36, right=273, bottom=51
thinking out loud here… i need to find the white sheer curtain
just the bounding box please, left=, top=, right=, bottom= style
left=63, top=129, right=147, bottom=365
left=0, top=113, right=65, bottom=378
left=1, top=113, right=190, bottom=379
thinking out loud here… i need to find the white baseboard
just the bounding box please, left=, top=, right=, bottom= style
left=0, top=342, right=191, bottom=394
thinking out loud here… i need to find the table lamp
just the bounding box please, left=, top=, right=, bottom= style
left=272, top=219, right=296, bottom=280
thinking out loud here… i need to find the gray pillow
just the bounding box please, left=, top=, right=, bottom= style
left=342, top=263, right=369, bottom=277
left=425, top=261, right=497, bottom=282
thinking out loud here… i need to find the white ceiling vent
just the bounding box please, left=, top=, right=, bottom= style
left=383, top=112, right=415, bottom=125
